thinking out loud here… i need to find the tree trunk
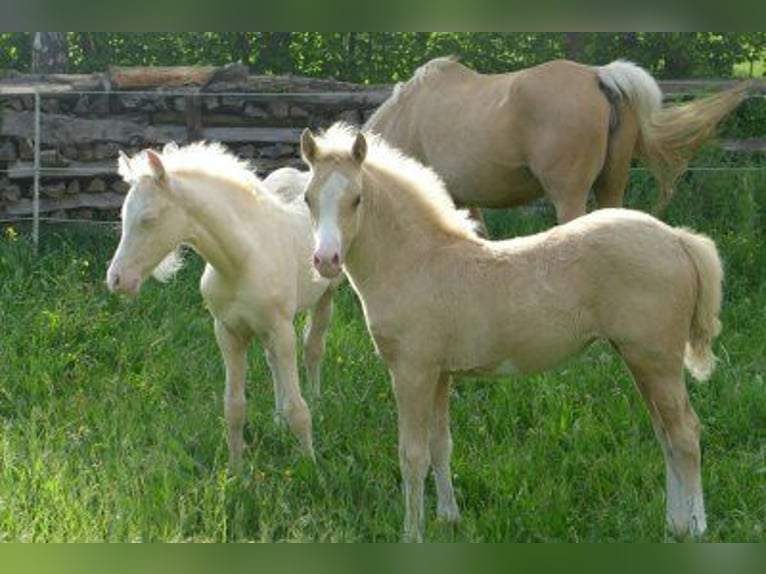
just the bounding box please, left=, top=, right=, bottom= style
left=258, top=32, right=292, bottom=74
left=233, top=33, right=252, bottom=69
left=564, top=32, right=586, bottom=62
left=31, top=32, right=69, bottom=74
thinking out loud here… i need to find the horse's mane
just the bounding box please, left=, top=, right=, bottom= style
left=124, top=141, right=274, bottom=201
left=316, top=123, right=478, bottom=240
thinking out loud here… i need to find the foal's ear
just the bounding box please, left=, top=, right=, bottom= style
left=145, top=149, right=166, bottom=182
left=352, top=132, right=367, bottom=164
left=117, top=150, right=132, bottom=181
left=301, top=128, right=318, bottom=165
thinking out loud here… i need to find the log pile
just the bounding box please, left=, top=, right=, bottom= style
left=0, top=64, right=390, bottom=221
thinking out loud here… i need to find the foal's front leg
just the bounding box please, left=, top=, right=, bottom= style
left=214, top=319, right=249, bottom=470
left=302, top=286, right=335, bottom=399
left=391, top=365, right=439, bottom=542
left=264, top=317, right=315, bottom=460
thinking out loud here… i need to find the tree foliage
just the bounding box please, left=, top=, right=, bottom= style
left=1, top=33, right=763, bottom=82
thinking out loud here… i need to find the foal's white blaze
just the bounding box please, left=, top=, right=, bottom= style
left=313, top=171, right=349, bottom=275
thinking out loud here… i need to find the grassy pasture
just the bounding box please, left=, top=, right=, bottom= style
left=0, top=166, right=764, bottom=542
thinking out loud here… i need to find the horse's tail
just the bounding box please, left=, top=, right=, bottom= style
left=597, top=60, right=750, bottom=212
left=675, top=228, right=724, bottom=382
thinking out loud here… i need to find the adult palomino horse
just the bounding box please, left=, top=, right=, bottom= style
left=301, top=123, right=723, bottom=542
left=365, top=57, right=749, bottom=224
left=107, top=142, right=340, bottom=465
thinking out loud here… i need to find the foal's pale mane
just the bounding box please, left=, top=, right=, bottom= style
left=316, top=123, right=477, bottom=240
left=162, top=141, right=265, bottom=195
left=124, top=141, right=276, bottom=201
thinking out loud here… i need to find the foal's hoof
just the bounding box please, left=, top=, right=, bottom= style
left=300, top=441, right=316, bottom=462
left=436, top=505, right=462, bottom=524
left=667, top=516, right=707, bottom=542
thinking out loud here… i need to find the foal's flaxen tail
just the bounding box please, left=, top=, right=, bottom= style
left=597, top=61, right=750, bottom=212
left=676, top=229, right=724, bottom=382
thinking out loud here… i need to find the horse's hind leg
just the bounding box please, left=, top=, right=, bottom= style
left=302, top=286, right=334, bottom=399
left=214, top=319, right=250, bottom=470
left=534, top=161, right=601, bottom=224
left=264, top=317, right=315, bottom=460
left=593, top=106, right=638, bottom=210
left=619, top=344, right=706, bottom=539
left=529, top=123, right=609, bottom=223
left=430, top=373, right=460, bottom=523
left=593, top=155, right=630, bottom=210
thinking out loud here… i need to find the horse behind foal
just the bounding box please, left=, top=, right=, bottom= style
left=365, top=57, right=749, bottom=224
left=302, top=124, right=724, bottom=541
left=106, top=143, right=338, bottom=466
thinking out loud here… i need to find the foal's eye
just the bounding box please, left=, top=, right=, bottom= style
left=351, top=195, right=362, bottom=208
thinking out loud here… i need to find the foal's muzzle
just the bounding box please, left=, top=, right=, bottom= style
left=312, top=252, right=342, bottom=279
left=106, top=266, right=141, bottom=295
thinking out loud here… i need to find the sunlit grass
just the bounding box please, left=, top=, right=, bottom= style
left=0, top=168, right=764, bottom=541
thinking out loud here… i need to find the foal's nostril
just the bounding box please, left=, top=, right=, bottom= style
left=313, top=253, right=321, bottom=266
left=331, top=253, right=339, bottom=265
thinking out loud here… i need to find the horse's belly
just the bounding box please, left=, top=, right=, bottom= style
left=446, top=302, right=595, bottom=378
left=448, top=165, right=543, bottom=208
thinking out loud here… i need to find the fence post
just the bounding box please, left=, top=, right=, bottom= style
left=33, top=88, right=41, bottom=254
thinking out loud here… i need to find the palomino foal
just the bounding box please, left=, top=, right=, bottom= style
left=107, top=143, right=339, bottom=465
left=301, top=124, right=723, bottom=542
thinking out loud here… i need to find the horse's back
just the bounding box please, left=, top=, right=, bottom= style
left=420, top=209, right=698, bottom=373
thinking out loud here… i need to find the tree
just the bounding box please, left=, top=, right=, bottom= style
left=31, top=32, right=69, bottom=74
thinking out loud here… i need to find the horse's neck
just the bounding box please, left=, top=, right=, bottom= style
left=344, top=172, right=450, bottom=296
left=173, top=174, right=273, bottom=279
left=365, top=84, right=417, bottom=140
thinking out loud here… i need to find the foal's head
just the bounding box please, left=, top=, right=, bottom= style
left=301, top=127, right=367, bottom=279
left=107, top=149, right=185, bottom=295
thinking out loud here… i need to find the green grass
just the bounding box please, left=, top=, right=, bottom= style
left=1, top=169, right=765, bottom=542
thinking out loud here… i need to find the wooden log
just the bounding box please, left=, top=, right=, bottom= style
left=7, top=161, right=110, bottom=179
left=0, top=72, right=106, bottom=94
left=1, top=192, right=125, bottom=217
left=109, top=66, right=217, bottom=89
left=202, top=126, right=303, bottom=143
left=1, top=110, right=187, bottom=145
left=200, top=88, right=391, bottom=108
left=204, top=74, right=383, bottom=94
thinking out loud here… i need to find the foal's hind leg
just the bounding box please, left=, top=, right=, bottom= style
left=430, top=373, right=460, bottom=523
left=302, top=286, right=334, bottom=399
left=620, top=345, right=706, bottom=539
left=214, top=319, right=250, bottom=470
left=264, top=316, right=315, bottom=460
